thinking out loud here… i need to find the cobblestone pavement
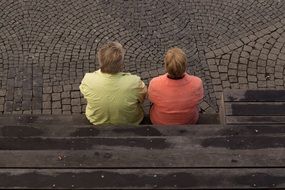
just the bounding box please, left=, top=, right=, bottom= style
left=0, top=0, right=285, bottom=115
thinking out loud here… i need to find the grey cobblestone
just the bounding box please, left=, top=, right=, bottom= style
left=0, top=90, right=6, bottom=97
left=228, top=69, right=237, bottom=76
left=62, top=99, right=70, bottom=105
left=228, top=63, right=238, bottom=69
left=276, top=79, right=284, bottom=86
left=61, top=92, right=70, bottom=99
left=210, top=72, right=220, bottom=79
left=52, top=109, right=62, bottom=115
left=219, top=74, right=228, bottom=81
left=62, top=105, right=71, bottom=111
left=52, top=101, right=61, bottom=109
left=53, top=86, right=63, bottom=93
left=248, top=76, right=257, bottom=82
left=52, top=93, right=61, bottom=101
left=222, top=81, right=230, bottom=88
left=71, top=91, right=81, bottom=99
left=43, top=102, right=51, bottom=109
left=218, top=66, right=228, bottom=73
left=71, top=99, right=81, bottom=106
left=72, top=106, right=81, bottom=113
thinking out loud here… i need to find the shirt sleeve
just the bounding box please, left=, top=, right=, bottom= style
left=137, top=80, right=147, bottom=104
left=195, top=79, right=204, bottom=103
left=147, top=79, right=156, bottom=103
left=79, top=76, right=91, bottom=98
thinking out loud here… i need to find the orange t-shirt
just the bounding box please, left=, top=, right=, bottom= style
left=148, top=73, right=204, bottom=125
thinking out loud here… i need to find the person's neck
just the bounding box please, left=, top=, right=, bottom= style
left=167, top=74, right=185, bottom=80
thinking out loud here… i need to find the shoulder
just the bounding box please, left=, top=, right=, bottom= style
left=149, top=74, right=166, bottom=86
left=186, top=74, right=203, bottom=84
left=82, top=70, right=106, bottom=86
left=185, top=75, right=203, bottom=92
left=121, top=72, right=141, bottom=81
left=85, top=70, right=101, bottom=77
left=82, top=72, right=93, bottom=82
left=120, top=72, right=144, bottom=86
left=83, top=72, right=93, bottom=78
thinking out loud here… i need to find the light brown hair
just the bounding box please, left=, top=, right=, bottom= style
left=98, top=42, right=125, bottom=74
left=164, top=47, right=187, bottom=79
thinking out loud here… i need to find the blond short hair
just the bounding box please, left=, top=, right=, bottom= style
left=98, top=42, right=125, bottom=74
left=164, top=47, right=187, bottom=79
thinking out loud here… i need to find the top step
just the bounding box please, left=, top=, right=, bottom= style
left=0, top=113, right=219, bottom=127
left=223, top=90, right=285, bottom=102
left=0, top=114, right=91, bottom=126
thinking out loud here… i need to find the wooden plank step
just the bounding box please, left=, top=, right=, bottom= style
left=0, top=114, right=219, bottom=127
left=2, top=135, right=285, bottom=150
left=0, top=148, right=284, bottom=168
left=226, top=116, right=285, bottom=125
left=223, top=90, right=285, bottom=102
left=2, top=124, right=285, bottom=137
left=0, top=114, right=90, bottom=126
left=0, top=168, right=284, bottom=189
left=225, top=102, right=285, bottom=116
left=0, top=135, right=285, bottom=168
left=0, top=125, right=221, bottom=137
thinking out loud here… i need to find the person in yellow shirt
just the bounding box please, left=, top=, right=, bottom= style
left=79, top=42, right=147, bottom=125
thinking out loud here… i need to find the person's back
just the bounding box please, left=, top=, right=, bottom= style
left=148, top=48, right=204, bottom=125
left=80, top=42, right=147, bottom=125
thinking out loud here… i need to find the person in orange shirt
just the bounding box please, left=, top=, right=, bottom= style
left=148, top=47, right=204, bottom=125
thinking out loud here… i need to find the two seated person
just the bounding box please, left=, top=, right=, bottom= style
left=79, top=42, right=204, bottom=125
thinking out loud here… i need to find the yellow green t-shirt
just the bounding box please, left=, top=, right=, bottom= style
left=79, top=70, right=147, bottom=125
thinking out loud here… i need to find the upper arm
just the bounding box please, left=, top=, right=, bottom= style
left=79, top=75, right=92, bottom=98
left=147, top=79, right=157, bottom=103
left=195, top=78, right=204, bottom=102
left=137, top=80, right=147, bottom=103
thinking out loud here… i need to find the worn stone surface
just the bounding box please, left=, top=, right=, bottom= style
left=0, top=0, right=285, bottom=114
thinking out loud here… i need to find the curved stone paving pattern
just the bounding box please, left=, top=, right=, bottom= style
left=0, top=0, right=285, bottom=114
left=207, top=21, right=285, bottom=106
